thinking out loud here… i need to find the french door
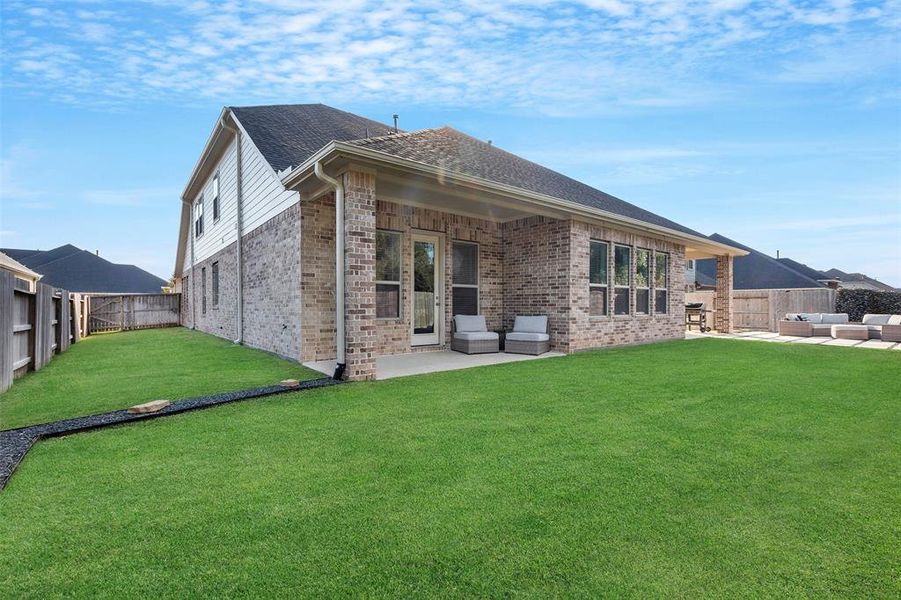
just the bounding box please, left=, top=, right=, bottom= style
left=411, top=233, right=443, bottom=346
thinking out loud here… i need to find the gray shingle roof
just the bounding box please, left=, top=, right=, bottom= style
left=1, top=245, right=167, bottom=293
left=230, top=104, right=396, bottom=173
left=345, top=126, right=704, bottom=237
left=695, top=234, right=825, bottom=290
left=776, top=257, right=830, bottom=282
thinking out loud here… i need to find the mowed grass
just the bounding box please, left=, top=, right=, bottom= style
left=1, top=339, right=899, bottom=597
left=0, top=327, right=319, bottom=429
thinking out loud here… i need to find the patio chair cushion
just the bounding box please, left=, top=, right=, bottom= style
left=888, top=315, right=901, bottom=325
left=820, top=313, right=849, bottom=324
left=454, top=314, right=488, bottom=332
left=453, top=331, right=499, bottom=342
left=862, top=314, right=892, bottom=325
left=513, top=315, right=548, bottom=333
left=506, top=332, right=550, bottom=342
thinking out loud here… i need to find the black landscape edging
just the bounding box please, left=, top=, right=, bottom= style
left=0, top=377, right=340, bottom=491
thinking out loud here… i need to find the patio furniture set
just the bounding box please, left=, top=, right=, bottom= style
left=451, top=315, right=551, bottom=356
left=778, top=313, right=901, bottom=342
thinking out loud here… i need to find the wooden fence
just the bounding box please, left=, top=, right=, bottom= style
left=686, top=288, right=836, bottom=332
left=0, top=271, right=88, bottom=393
left=413, top=291, right=434, bottom=330
left=88, top=294, right=180, bottom=333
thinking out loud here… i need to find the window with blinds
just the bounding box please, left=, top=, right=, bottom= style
left=452, top=241, right=479, bottom=316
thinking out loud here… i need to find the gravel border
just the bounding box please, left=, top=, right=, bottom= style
left=0, top=377, right=340, bottom=491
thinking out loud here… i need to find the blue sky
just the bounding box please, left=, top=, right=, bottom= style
left=1, top=0, right=899, bottom=286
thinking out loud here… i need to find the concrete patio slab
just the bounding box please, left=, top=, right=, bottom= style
left=793, top=337, right=831, bottom=344
left=305, top=350, right=566, bottom=380
left=821, top=338, right=864, bottom=347
left=856, top=340, right=898, bottom=350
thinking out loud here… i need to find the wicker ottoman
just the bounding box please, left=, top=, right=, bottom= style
left=882, top=324, right=901, bottom=343
left=831, top=325, right=868, bottom=340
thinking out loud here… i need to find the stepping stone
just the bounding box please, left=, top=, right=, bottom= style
left=821, top=338, right=862, bottom=347
left=128, top=400, right=171, bottom=414
left=857, top=340, right=897, bottom=350
left=280, top=379, right=301, bottom=388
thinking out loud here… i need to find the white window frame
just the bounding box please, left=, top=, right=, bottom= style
left=194, top=195, right=204, bottom=238
left=212, top=171, right=220, bottom=222
left=654, top=251, right=669, bottom=315
left=635, top=248, right=651, bottom=315
left=589, top=240, right=609, bottom=317
left=452, top=240, right=479, bottom=315
left=613, top=244, right=631, bottom=316
left=375, top=229, right=402, bottom=319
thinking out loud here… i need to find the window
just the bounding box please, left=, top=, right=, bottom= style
left=211, top=261, right=219, bottom=308
left=614, top=245, right=631, bottom=315
left=376, top=230, right=402, bottom=318
left=635, top=248, right=650, bottom=314
left=686, top=259, right=694, bottom=269
left=201, top=266, right=207, bottom=314
left=194, top=196, right=204, bottom=238
left=589, top=240, right=608, bottom=316
left=212, top=172, right=220, bottom=221
left=452, top=241, right=479, bottom=316
left=655, top=252, right=669, bottom=314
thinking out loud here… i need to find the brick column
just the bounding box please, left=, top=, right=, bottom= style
left=342, top=169, right=377, bottom=380
left=714, top=254, right=734, bottom=333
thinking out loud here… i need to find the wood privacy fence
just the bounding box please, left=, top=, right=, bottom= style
left=686, top=288, right=836, bottom=332
left=87, top=294, right=180, bottom=333
left=0, top=271, right=88, bottom=393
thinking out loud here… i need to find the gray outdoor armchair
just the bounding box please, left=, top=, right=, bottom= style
left=505, top=316, right=550, bottom=355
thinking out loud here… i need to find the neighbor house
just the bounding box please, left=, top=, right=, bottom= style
left=174, top=104, right=744, bottom=380
left=2, top=244, right=167, bottom=294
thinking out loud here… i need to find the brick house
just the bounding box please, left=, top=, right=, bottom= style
left=174, top=104, right=743, bottom=380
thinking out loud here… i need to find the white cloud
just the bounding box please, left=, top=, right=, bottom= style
left=1, top=0, right=896, bottom=113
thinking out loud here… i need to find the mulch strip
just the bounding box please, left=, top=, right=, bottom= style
left=0, top=377, right=340, bottom=490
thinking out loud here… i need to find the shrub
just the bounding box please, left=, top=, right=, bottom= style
left=835, top=289, right=901, bottom=321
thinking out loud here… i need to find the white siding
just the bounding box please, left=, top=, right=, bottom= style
left=239, top=130, right=300, bottom=235
left=185, top=129, right=300, bottom=269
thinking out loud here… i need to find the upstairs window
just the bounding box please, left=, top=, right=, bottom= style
left=655, top=252, right=669, bottom=314
left=635, top=248, right=650, bottom=314
left=376, top=230, right=402, bottom=319
left=194, top=196, right=204, bottom=238
left=212, top=172, right=220, bottom=221
left=614, top=244, right=631, bottom=315
left=589, top=240, right=608, bottom=316
left=452, top=241, right=479, bottom=316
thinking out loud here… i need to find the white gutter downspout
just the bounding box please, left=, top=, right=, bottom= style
left=220, top=113, right=244, bottom=344
left=186, top=199, right=196, bottom=329
left=312, top=161, right=346, bottom=380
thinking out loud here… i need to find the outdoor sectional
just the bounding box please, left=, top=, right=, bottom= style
left=778, top=312, right=901, bottom=341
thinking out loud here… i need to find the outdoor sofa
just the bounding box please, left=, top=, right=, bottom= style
left=778, top=313, right=848, bottom=337
left=451, top=315, right=500, bottom=354
left=505, top=316, right=550, bottom=355
left=778, top=312, right=901, bottom=341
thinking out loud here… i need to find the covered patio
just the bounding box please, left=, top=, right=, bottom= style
left=304, top=349, right=566, bottom=380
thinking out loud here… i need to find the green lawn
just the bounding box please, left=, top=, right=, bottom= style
left=1, top=339, right=898, bottom=597
left=0, top=327, right=319, bottom=429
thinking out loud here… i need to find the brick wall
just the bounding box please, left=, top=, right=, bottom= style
left=342, top=170, right=378, bottom=380
left=242, top=203, right=301, bottom=359
left=186, top=242, right=238, bottom=341
left=375, top=201, right=504, bottom=355
left=502, top=216, right=573, bottom=351
left=300, top=193, right=337, bottom=361
left=567, top=221, right=686, bottom=352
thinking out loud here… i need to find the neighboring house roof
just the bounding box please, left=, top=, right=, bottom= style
left=343, top=127, right=704, bottom=238
left=1, top=244, right=167, bottom=293
left=695, top=234, right=825, bottom=290
left=230, top=104, right=397, bottom=174
left=0, top=250, right=42, bottom=281
left=821, top=268, right=896, bottom=292
left=775, top=257, right=832, bottom=282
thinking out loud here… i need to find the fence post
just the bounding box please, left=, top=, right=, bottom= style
left=59, top=290, right=71, bottom=352
left=0, top=271, right=13, bottom=393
